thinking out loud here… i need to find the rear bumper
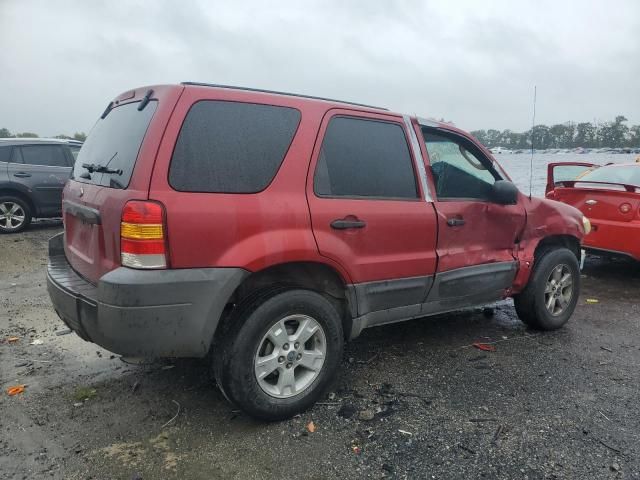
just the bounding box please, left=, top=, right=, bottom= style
left=46, top=233, right=249, bottom=357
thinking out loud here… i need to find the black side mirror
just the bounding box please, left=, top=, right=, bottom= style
left=491, top=180, right=519, bottom=205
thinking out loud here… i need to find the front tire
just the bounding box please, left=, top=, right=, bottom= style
left=514, top=247, right=580, bottom=330
left=214, top=288, right=344, bottom=421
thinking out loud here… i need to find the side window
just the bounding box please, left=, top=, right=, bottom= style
left=20, top=145, right=69, bottom=167
left=169, top=101, right=301, bottom=193
left=423, top=131, right=498, bottom=200
left=0, top=146, right=11, bottom=163
left=314, top=117, right=418, bottom=199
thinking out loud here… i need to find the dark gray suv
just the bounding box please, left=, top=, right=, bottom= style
left=0, top=139, right=81, bottom=233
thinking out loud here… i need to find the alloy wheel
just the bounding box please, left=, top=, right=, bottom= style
left=544, top=264, right=574, bottom=316
left=0, top=202, right=26, bottom=231
left=254, top=314, right=326, bottom=398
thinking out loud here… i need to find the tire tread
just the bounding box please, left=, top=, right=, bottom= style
left=514, top=247, right=580, bottom=330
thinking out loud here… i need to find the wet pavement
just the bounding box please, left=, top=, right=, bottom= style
left=1, top=222, right=639, bottom=479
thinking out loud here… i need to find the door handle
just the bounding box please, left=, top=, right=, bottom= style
left=446, top=218, right=465, bottom=227
left=13, top=172, right=32, bottom=178
left=330, top=218, right=367, bottom=230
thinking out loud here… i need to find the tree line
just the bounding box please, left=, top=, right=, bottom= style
left=471, top=115, right=639, bottom=150
left=0, top=128, right=87, bottom=142
left=3, top=114, right=638, bottom=150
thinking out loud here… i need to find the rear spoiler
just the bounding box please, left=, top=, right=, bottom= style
left=554, top=180, right=638, bottom=193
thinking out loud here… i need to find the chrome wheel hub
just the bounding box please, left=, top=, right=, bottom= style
left=0, top=202, right=26, bottom=231
left=544, top=264, right=573, bottom=316
left=254, top=314, right=326, bottom=399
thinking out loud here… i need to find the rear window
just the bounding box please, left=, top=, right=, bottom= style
left=169, top=101, right=301, bottom=193
left=579, top=165, right=640, bottom=187
left=72, top=101, right=157, bottom=189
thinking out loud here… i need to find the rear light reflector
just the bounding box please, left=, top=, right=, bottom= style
left=121, top=238, right=166, bottom=255
left=120, top=201, right=168, bottom=269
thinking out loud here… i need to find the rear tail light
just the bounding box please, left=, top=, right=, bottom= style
left=619, top=203, right=631, bottom=214
left=120, top=201, right=168, bottom=269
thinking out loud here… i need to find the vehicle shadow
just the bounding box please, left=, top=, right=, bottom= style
left=581, top=254, right=640, bottom=300
left=78, top=303, right=528, bottom=426
left=60, top=254, right=639, bottom=431
left=28, top=218, right=63, bottom=231
left=583, top=254, right=640, bottom=280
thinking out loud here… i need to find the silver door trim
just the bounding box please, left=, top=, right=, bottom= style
left=403, top=115, right=432, bottom=202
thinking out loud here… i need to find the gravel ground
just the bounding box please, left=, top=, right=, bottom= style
left=1, top=221, right=639, bottom=480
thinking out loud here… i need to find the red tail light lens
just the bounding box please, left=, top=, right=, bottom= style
left=120, top=201, right=168, bottom=269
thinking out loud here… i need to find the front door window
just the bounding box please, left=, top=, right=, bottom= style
left=423, top=131, right=499, bottom=200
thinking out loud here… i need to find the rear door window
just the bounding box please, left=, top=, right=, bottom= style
left=0, top=146, right=11, bottom=163
left=169, top=101, right=301, bottom=193
left=72, top=101, right=157, bottom=189
left=69, top=145, right=81, bottom=161
left=20, top=145, right=69, bottom=167
left=314, top=116, right=418, bottom=199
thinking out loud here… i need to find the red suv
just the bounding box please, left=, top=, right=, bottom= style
left=47, top=83, right=589, bottom=420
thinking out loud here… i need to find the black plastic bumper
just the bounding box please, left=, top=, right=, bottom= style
left=46, top=233, right=248, bottom=358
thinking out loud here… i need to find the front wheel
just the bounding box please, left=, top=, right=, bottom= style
left=214, top=288, right=344, bottom=421
left=514, top=247, right=580, bottom=330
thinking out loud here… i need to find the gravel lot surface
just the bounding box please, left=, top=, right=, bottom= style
left=1, top=221, right=639, bottom=479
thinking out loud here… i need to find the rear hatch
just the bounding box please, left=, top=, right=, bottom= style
left=63, top=86, right=182, bottom=283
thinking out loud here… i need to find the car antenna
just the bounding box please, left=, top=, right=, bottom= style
left=528, top=85, right=537, bottom=199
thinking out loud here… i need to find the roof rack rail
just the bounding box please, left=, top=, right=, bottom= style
left=181, top=82, right=388, bottom=111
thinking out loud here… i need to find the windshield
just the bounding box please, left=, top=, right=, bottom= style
left=578, top=165, right=640, bottom=187
left=72, top=101, right=157, bottom=188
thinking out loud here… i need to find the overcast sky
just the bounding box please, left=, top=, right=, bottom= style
left=1, top=0, right=638, bottom=136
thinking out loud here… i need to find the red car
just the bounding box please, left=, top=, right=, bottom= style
left=47, top=83, right=588, bottom=419
left=546, top=162, right=640, bottom=261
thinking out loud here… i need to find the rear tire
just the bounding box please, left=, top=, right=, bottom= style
left=213, top=288, right=344, bottom=421
left=0, top=196, right=32, bottom=234
left=513, top=247, right=580, bottom=330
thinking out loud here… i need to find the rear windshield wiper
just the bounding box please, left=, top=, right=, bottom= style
left=81, top=163, right=123, bottom=175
